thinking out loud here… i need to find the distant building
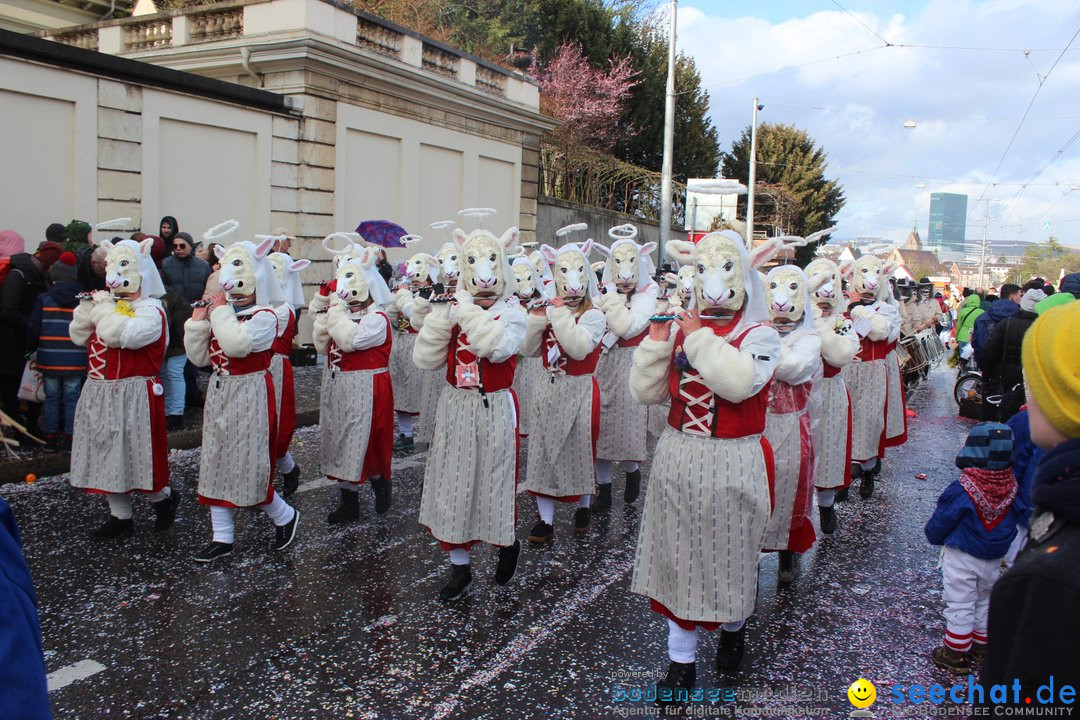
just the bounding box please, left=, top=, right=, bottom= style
left=928, top=193, right=968, bottom=254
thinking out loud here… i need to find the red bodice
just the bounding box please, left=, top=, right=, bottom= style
left=445, top=324, right=517, bottom=392
left=209, top=309, right=276, bottom=376
left=272, top=307, right=297, bottom=357
left=768, top=380, right=813, bottom=414
left=327, top=311, right=392, bottom=371
left=541, top=325, right=602, bottom=376
left=85, top=307, right=167, bottom=381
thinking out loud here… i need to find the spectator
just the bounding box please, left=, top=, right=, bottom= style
left=980, top=288, right=1044, bottom=422
left=62, top=219, right=91, bottom=253
left=159, top=215, right=179, bottom=253
left=26, top=251, right=86, bottom=451
left=162, top=232, right=212, bottom=303
left=1003, top=408, right=1041, bottom=566
left=271, top=228, right=293, bottom=255
left=954, top=292, right=983, bottom=354
left=150, top=238, right=192, bottom=431
left=201, top=243, right=224, bottom=299
left=45, top=222, right=65, bottom=245
left=0, top=497, right=50, bottom=720
left=375, top=248, right=393, bottom=285
left=972, top=283, right=1020, bottom=364
left=74, top=244, right=108, bottom=292
left=1034, top=271, right=1078, bottom=315
left=192, top=241, right=207, bottom=262
left=0, top=230, right=25, bottom=286
left=983, top=301, right=1080, bottom=705
left=0, top=241, right=61, bottom=433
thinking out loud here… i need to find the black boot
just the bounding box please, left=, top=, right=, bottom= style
left=574, top=506, right=591, bottom=534
left=371, top=475, right=392, bottom=515
left=624, top=468, right=641, bottom=504
left=655, top=661, right=696, bottom=706
left=327, top=488, right=361, bottom=524
left=527, top=518, right=553, bottom=544
left=166, top=415, right=183, bottom=432
left=194, top=541, right=233, bottom=563
left=439, top=564, right=472, bottom=601
left=274, top=508, right=300, bottom=550
left=715, top=626, right=747, bottom=672
left=152, top=489, right=180, bottom=532
left=592, top=483, right=612, bottom=512
left=91, top=516, right=134, bottom=539
left=281, top=464, right=300, bottom=498
left=393, top=433, right=414, bottom=452
left=777, top=550, right=796, bottom=584
left=819, top=504, right=837, bottom=535
left=835, top=487, right=850, bottom=502
left=859, top=461, right=878, bottom=500
left=495, top=540, right=521, bottom=586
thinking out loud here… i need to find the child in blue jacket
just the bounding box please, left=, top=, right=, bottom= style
left=925, top=422, right=1027, bottom=675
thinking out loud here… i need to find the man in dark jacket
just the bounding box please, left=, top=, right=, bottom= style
left=74, top=244, right=107, bottom=292
left=161, top=232, right=212, bottom=303
left=983, top=301, right=1080, bottom=707
left=980, top=288, right=1044, bottom=422
left=0, top=497, right=50, bottom=720
left=0, top=241, right=61, bottom=431
left=972, top=283, right=1020, bottom=365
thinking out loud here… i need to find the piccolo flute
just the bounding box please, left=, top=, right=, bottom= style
left=191, top=299, right=214, bottom=308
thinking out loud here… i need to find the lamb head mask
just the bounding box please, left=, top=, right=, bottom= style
left=596, top=224, right=657, bottom=294
left=104, top=237, right=166, bottom=298
left=540, top=239, right=597, bottom=308
left=437, top=243, right=461, bottom=288
left=453, top=226, right=520, bottom=302
left=842, top=255, right=899, bottom=303
left=512, top=256, right=545, bottom=300
left=804, top=258, right=847, bottom=315
left=765, top=265, right=815, bottom=330
left=665, top=231, right=784, bottom=317
left=403, top=252, right=440, bottom=285
left=267, top=250, right=310, bottom=309
left=322, top=232, right=393, bottom=307
left=215, top=237, right=285, bottom=307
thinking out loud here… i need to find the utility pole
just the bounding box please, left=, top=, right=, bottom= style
left=658, top=0, right=678, bottom=262
left=977, top=198, right=990, bottom=290
left=745, top=97, right=762, bottom=248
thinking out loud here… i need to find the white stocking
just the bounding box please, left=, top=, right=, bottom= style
left=667, top=620, right=698, bottom=664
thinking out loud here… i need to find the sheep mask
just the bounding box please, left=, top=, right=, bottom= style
left=104, top=237, right=166, bottom=298
left=512, top=255, right=549, bottom=301
left=665, top=230, right=781, bottom=322
left=403, top=252, right=440, bottom=286
left=268, top=251, right=310, bottom=310
left=804, top=258, right=848, bottom=316
left=453, top=226, right=520, bottom=306
left=596, top=225, right=657, bottom=295
left=842, top=255, right=899, bottom=304
left=437, top=243, right=461, bottom=289
left=216, top=238, right=285, bottom=307
left=765, top=264, right=816, bottom=333
left=321, top=233, right=392, bottom=307
left=540, top=240, right=598, bottom=309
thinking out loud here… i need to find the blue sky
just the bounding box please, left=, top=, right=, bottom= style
left=671, top=0, right=1080, bottom=247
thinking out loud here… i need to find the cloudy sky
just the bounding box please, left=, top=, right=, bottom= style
left=674, top=0, right=1080, bottom=246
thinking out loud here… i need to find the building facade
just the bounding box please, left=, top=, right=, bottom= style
left=928, top=192, right=967, bottom=254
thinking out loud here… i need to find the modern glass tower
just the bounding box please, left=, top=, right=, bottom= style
left=928, top=193, right=967, bottom=253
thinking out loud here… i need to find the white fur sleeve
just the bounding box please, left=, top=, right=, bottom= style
left=774, top=331, right=822, bottom=385
left=548, top=306, right=604, bottom=361
left=410, top=294, right=431, bottom=331
left=601, top=285, right=658, bottom=338
left=69, top=301, right=95, bottom=347
left=817, top=320, right=859, bottom=368
left=521, top=314, right=548, bottom=357
left=630, top=336, right=673, bottom=405
left=394, top=288, right=416, bottom=321
left=184, top=319, right=212, bottom=367
left=458, top=303, right=525, bottom=362
left=309, top=292, right=330, bottom=315
left=413, top=305, right=453, bottom=371
left=96, top=302, right=164, bottom=350
left=864, top=302, right=900, bottom=342
left=209, top=306, right=276, bottom=357
left=327, top=306, right=387, bottom=351
left=311, top=309, right=330, bottom=355
left=683, top=324, right=780, bottom=403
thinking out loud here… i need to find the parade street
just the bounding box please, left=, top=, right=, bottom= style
left=4, top=365, right=978, bottom=720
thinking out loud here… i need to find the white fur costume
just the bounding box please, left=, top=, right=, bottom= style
left=509, top=255, right=549, bottom=437
left=415, top=226, right=526, bottom=549
left=629, top=230, right=781, bottom=626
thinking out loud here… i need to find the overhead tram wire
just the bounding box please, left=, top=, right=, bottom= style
left=997, top=125, right=1080, bottom=225
left=829, top=0, right=892, bottom=46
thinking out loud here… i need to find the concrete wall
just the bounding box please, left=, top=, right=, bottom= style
left=537, top=196, right=686, bottom=259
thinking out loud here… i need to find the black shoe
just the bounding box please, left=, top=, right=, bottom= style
left=327, top=488, right=361, bottom=524
left=527, top=519, right=553, bottom=544
left=274, top=509, right=300, bottom=550
left=859, top=473, right=875, bottom=499
left=835, top=487, right=850, bottom=503
left=495, top=540, right=521, bottom=586
left=438, top=564, right=472, bottom=601
left=624, top=468, right=641, bottom=504
left=186, top=394, right=204, bottom=409
left=655, top=661, right=696, bottom=706
left=153, top=489, right=180, bottom=532
left=574, top=506, right=590, bottom=534
left=90, top=516, right=134, bottom=539
left=393, top=433, right=414, bottom=452
left=777, top=550, right=796, bottom=583
left=43, top=434, right=60, bottom=454
left=819, top=504, right=837, bottom=535
left=371, top=476, right=392, bottom=515
left=194, top=541, right=233, bottom=563
left=166, top=415, right=183, bottom=432
left=592, top=484, right=612, bottom=512
left=715, top=627, right=747, bottom=672
left=281, top=465, right=300, bottom=498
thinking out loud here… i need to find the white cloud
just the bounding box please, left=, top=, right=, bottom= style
left=677, top=1, right=1080, bottom=246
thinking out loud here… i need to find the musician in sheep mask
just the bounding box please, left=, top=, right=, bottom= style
left=592, top=225, right=659, bottom=510
left=804, top=257, right=859, bottom=532
left=413, top=223, right=526, bottom=601
left=628, top=229, right=782, bottom=692
left=184, top=228, right=299, bottom=562
left=510, top=254, right=550, bottom=438
left=520, top=229, right=607, bottom=543
left=839, top=254, right=903, bottom=500
left=69, top=237, right=180, bottom=539
left=389, top=247, right=440, bottom=452
left=310, top=234, right=395, bottom=526
left=267, top=248, right=309, bottom=497
left=760, top=263, right=822, bottom=583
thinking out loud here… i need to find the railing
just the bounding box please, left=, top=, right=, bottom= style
left=51, top=28, right=99, bottom=51
left=540, top=142, right=686, bottom=225
left=189, top=7, right=244, bottom=44
left=356, top=16, right=401, bottom=58
left=421, top=43, right=458, bottom=79
left=123, top=18, right=172, bottom=51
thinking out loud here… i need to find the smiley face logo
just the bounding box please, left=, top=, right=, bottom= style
left=848, top=678, right=877, bottom=709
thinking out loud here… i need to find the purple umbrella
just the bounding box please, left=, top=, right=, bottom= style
left=356, top=220, right=410, bottom=248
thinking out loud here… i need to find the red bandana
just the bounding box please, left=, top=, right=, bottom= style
left=959, top=467, right=1018, bottom=531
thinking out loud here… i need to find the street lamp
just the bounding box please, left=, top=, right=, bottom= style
left=658, top=0, right=678, bottom=262
left=745, top=98, right=764, bottom=248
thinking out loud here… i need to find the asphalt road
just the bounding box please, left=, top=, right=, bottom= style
left=3, top=364, right=979, bottom=719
